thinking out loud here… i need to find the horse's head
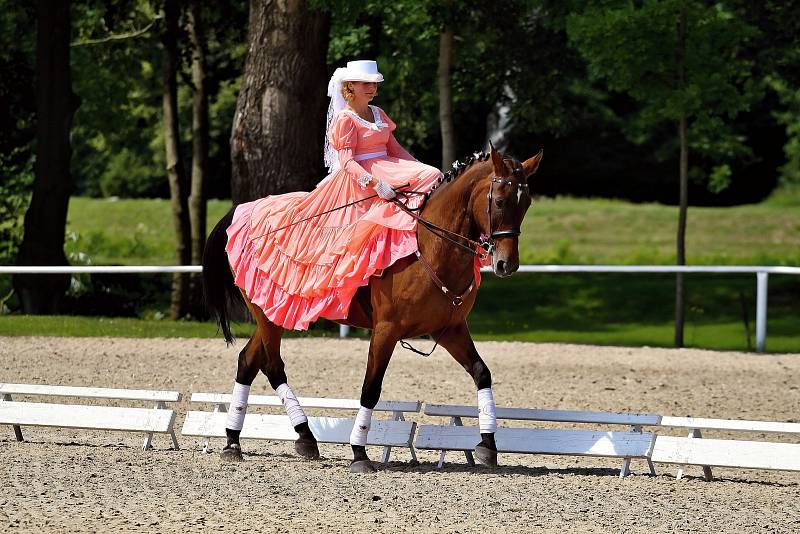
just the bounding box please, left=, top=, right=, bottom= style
left=474, top=145, right=543, bottom=277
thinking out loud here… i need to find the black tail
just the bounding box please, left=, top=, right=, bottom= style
left=203, top=207, right=245, bottom=344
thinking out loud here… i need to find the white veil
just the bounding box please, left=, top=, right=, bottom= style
left=323, top=67, right=349, bottom=175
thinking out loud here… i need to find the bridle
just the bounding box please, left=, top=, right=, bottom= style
left=390, top=157, right=530, bottom=310
left=482, top=159, right=529, bottom=255
left=394, top=158, right=530, bottom=261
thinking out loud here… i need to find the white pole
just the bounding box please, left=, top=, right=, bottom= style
left=339, top=324, right=350, bottom=338
left=756, top=272, right=768, bottom=353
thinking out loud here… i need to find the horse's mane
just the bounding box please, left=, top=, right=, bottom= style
left=426, top=150, right=491, bottom=201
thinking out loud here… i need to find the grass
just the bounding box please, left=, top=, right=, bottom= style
left=1, top=191, right=798, bottom=352
left=468, top=273, right=800, bottom=353
left=519, top=195, right=800, bottom=266
left=0, top=314, right=338, bottom=340
left=2, top=273, right=797, bottom=353
left=60, top=194, right=800, bottom=267
left=63, top=198, right=233, bottom=265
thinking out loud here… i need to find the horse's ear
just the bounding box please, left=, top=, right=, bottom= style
left=489, top=141, right=509, bottom=177
left=523, top=149, right=543, bottom=178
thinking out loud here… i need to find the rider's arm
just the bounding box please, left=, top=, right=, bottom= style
left=329, top=114, right=375, bottom=189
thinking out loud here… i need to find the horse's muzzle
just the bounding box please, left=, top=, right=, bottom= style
left=493, top=258, right=518, bottom=278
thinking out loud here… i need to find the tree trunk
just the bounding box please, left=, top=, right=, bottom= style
left=13, top=0, right=78, bottom=313
left=188, top=0, right=208, bottom=316
left=674, top=7, right=688, bottom=348
left=675, top=114, right=688, bottom=347
left=162, top=0, right=192, bottom=319
left=230, top=0, right=331, bottom=203
left=438, top=25, right=456, bottom=170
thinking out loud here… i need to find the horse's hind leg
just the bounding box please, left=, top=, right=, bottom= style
left=256, top=313, right=320, bottom=460
left=221, top=302, right=319, bottom=461
left=221, top=332, right=266, bottom=462
left=436, top=320, right=498, bottom=467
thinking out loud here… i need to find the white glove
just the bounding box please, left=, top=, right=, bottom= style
left=374, top=179, right=396, bottom=200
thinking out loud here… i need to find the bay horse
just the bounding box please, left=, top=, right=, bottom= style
left=202, top=145, right=542, bottom=472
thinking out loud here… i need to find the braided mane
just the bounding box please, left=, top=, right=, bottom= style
left=426, top=150, right=491, bottom=201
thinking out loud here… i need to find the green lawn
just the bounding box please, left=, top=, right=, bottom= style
left=519, top=194, right=800, bottom=266
left=1, top=192, right=798, bottom=352
left=62, top=193, right=800, bottom=267
left=2, top=273, right=798, bottom=352
left=63, top=198, right=234, bottom=265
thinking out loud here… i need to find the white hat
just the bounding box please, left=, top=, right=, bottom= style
left=342, top=60, right=384, bottom=83
left=323, top=60, right=384, bottom=174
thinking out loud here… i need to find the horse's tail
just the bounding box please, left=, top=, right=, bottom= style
left=203, top=206, right=244, bottom=345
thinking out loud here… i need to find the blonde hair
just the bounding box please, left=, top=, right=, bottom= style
left=341, top=82, right=355, bottom=102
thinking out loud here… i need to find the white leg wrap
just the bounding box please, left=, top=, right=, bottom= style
left=225, top=382, right=250, bottom=431
left=349, top=406, right=373, bottom=446
left=477, top=387, right=497, bottom=434
left=275, top=383, right=308, bottom=427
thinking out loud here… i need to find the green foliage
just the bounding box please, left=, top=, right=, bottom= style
left=0, top=1, right=35, bottom=266
left=0, top=150, right=33, bottom=265
left=328, top=0, right=561, bottom=160
left=67, top=1, right=248, bottom=198
left=69, top=1, right=167, bottom=197
left=567, top=0, right=758, bottom=190
left=769, top=77, right=800, bottom=186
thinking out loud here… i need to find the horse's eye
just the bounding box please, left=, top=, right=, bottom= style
left=495, top=198, right=504, bottom=208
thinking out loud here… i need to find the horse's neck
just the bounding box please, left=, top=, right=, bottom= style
left=418, top=167, right=486, bottom=282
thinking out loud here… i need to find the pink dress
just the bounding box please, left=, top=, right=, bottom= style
left=225, top=105, right=444, bottom=330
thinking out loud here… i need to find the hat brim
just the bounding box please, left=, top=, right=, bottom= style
left=342, top=74, right=384, bottom=83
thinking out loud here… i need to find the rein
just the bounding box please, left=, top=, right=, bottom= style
left=391, top=197, right=491, bottom=259
left=248, top=183, right=413, bottom=242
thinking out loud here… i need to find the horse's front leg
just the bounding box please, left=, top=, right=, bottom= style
left=437, top=320, right=498, bottom=467
left=350, top=322, right=398, bottom=473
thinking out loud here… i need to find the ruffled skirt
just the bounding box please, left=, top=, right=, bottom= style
left=226, top=157, right=442, bottom=330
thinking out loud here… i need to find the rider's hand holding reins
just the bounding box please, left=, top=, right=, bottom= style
left=374, top=179, right=396, bottom=200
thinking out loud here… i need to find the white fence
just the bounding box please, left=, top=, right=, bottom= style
left=2, top=264, right=799, bottom=352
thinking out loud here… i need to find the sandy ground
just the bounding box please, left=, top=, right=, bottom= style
left=1, top=336, right=799, bottom=533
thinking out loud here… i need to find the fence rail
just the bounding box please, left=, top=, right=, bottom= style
left=3, top=265, right=798, bottom=353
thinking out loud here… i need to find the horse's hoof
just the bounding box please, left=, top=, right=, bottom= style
left=294, top=439, right=320, bottom=460
left=475, top=444, right=498, bottom=468
left=220, top=444, right=244, bottom=462
left=350, top=459, right=376, bottom=474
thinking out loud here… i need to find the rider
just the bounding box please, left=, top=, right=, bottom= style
left=225, top=60, right=443, bottom=331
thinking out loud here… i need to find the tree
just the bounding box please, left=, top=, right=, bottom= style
left=13, top=0, right=79, bottom=313
left=69, top=0, right=167, bottom=199
left=187, top=0, right=209, bottom=315
left=732, top=0, right=800, bottom=188
left=567, top=0, right=756, bottom=346
left=0, top=1, right=36, bottom=270
left=437, top=0, right=456, bottom=170
left=230, top=0, right=331, bottom=203
left=161, top=0, right=191, bottom=319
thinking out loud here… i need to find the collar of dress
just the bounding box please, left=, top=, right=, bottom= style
left=341, top=105, right=389, bottom=131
